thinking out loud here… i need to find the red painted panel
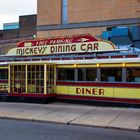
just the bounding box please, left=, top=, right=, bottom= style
left=0, top=80, right=8, bottom=83
left=8, top=93, right=56, bottom=98
left=17, top=35, right=98, bottom=47
left=56, top=94, right=140, bottom=104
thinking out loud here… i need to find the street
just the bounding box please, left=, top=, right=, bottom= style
left=0, top=119, right=139, bottom=140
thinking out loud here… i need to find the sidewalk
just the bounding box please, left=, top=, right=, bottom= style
left=0, top=102, right=140, bottom=131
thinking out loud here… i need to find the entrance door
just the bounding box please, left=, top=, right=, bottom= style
left=27, top=64, right=56, bottom=94
left=46, top=65, right=55, bottom=94
left=27, top=65, right=44, bottom=94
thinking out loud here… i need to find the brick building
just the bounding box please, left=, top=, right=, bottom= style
left=0, top=14, right=36, bottom=54
left=0, top=14, right=36, bottom=40
left=37, top=0, right=140, bottom=38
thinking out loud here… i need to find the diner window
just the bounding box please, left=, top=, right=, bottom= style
left=78, top=69, right=85, bottom=81
left=101, top=68, right=122, bottom=82
left=10, top=65, right=26, bottom=93
left=78, top=68, right=97, bottom=81
left=126, top=68, right=140, bottom=82
left=57, top=68, right=75, bottom=81
left=86, top=68, right=97, bottom=81
left=0, top=69, right=8, bottom=79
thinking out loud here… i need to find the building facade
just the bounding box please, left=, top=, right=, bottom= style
left=3, top=22, right=19, bottom=30
left=0, top=15, right=37, bottom=55
left=0, top=15, right=36, bottom=40
left=37, top=0, right=140, bottom=38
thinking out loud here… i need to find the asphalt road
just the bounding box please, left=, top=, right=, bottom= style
left=0, top=119, right=139, bottom=140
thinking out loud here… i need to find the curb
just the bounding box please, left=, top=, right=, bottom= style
left=0, top=116, right=140, bottom=133
left=69, top=122, right=140, bottom=133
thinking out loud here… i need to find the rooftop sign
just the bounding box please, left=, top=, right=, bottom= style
left=7, top=35, right=116, bottom=56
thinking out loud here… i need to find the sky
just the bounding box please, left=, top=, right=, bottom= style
left=0, top=0, right=37, bottom=29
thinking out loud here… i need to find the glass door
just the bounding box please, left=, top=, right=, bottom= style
left=46, top=65, right=55, bottom=94
left=27, top=65, right=44, bottom=94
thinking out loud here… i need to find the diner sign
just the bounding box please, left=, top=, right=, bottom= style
left=7, top=35, right=116, bottom=56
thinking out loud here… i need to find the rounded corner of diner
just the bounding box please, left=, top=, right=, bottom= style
left=0, top=34, right=140, bottom=104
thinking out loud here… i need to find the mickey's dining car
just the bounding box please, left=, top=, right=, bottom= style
left=0, top=34, right=140, bottom=104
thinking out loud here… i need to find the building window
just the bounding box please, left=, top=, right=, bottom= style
left=0, top=34, right=3, bottom=38
left=101, top=68, right=122, bottom=82
left=126, top=68, right=140, bottom=82
left=62, top=0, right=67, bottom=24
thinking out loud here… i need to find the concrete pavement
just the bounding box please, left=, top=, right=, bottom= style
left=0, top=102, right=140, bottom=131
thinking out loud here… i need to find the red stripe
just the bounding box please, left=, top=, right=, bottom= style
left=23, top=59, right=31, bottom=61
left=56, top=82, right=140, bottom=88
left=42, top=58, right=50, bottom=61
left=0, top=80, right=8, bottom=83
left=8, top=93, right=56, bottom=98
left=125, top=55, right=138, bottom=58
left=31, top=59, right=41, bottom=61
left=56, top=95, right=140, bottom=104
left=85, top=56, right=95, bottom=59
left=111, top=55, right=123, bottom=58
left=97, top=56, right=109, bottom=59
left=51, top=58, right=61, bottom=60
left=62, top=58, right=71, bottom=60
left=73, top=57, right=83, bottom=60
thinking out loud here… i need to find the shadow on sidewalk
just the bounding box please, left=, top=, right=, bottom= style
left=1, top=95, right=140, bottom=108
